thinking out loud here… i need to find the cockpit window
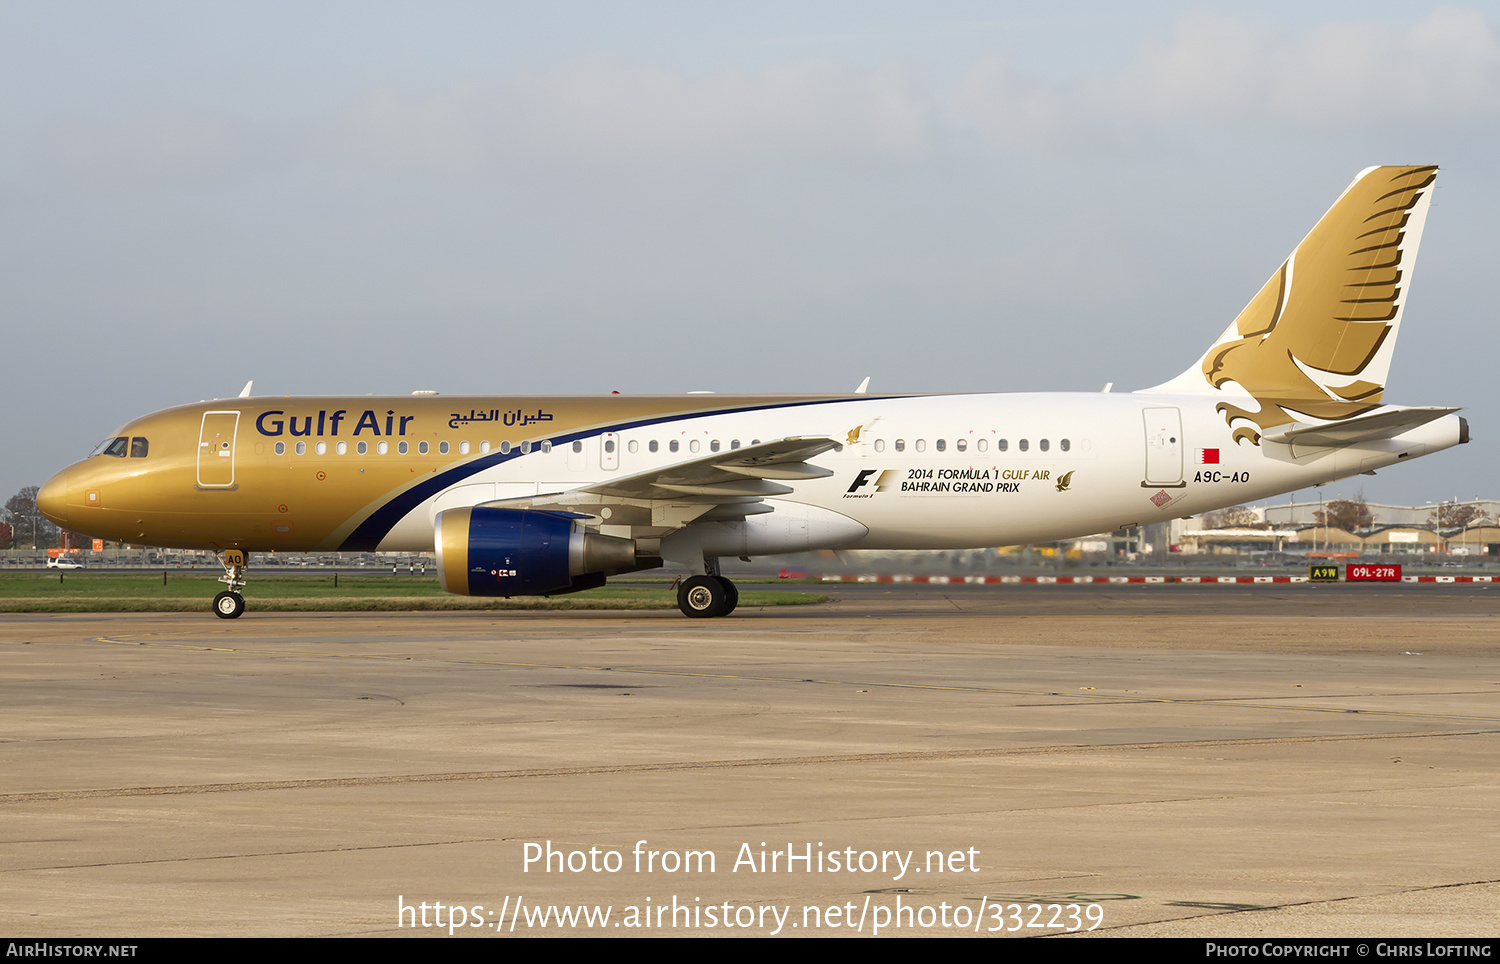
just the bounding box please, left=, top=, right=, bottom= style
left=130, top=437, right=149, bottom=458
left=91, top=436, right=125, bottom=457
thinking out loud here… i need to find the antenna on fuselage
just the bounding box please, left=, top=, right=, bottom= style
left=238, top=380, right=253, bottom=398
left=854, top=377, right=870, bottom=394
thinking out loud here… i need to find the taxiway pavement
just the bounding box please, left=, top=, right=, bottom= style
left=2, top=583, right=1498, bottom=936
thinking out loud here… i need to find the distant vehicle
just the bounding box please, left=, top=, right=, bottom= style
left=46, top=557, right=85, bottom=570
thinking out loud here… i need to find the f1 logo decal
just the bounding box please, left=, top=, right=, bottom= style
left=845, top=469, right=896, bottom=496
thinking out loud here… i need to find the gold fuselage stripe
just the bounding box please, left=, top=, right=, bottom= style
left=45, top=393, right=860, bottom=553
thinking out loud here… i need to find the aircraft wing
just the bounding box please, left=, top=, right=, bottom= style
left=484, top=437, right=841, bottom=537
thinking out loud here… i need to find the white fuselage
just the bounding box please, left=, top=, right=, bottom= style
left=372, top=392, right=1464, bottom=555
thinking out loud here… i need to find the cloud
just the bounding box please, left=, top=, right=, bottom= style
left=317, top=55, right=933, bottom=176
left=34, top=8, right=1500, bottom=186
left=955, top=7, right=1500, bottom=150
left=45, top=110, right=246, bottom=187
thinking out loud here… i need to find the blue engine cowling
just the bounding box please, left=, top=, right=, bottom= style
left=434, top=506, right=651, bottom=597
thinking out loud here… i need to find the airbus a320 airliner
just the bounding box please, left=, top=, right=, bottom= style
left=38, top=166, right=1467, bottom=618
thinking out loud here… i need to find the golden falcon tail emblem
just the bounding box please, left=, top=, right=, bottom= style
left=1198, top=166, right=1437, bottom=445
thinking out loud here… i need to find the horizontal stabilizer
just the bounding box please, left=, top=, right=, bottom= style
left=1261, top=407, right=1458, bottom=448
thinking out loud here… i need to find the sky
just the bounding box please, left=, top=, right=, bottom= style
left=3, top=1, right=1498, bottom=511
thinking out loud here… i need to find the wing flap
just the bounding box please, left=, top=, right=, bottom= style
left=654, top=479, right=796, bottom=498
left=579, top=437, right=840, bottom=501
left=478, top=436, right=841, bottom=538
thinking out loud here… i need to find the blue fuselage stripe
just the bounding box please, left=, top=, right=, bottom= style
left=338, top=396, right=872, bottom=550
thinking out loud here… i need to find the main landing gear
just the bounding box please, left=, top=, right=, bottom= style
left=214, top=549, right=248, bottom=619
left=676, top=557, right=739, bottom=618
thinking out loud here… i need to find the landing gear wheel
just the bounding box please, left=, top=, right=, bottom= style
left=213, top=591, right=245, bottom=619
left=714, top=576, right=739, bottom=615
left=215, top=550, right=249, bottom=620
left=678, top=575, right=728, bottom=618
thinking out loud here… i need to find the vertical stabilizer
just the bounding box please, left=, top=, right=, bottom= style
left=1140, top=165, right=1437, bottom=445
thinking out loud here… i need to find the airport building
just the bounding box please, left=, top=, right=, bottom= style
left=1170, top=501, right=1499, bottom=558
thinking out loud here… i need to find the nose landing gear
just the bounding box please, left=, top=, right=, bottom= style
left=214, top=549, right=248, bottom=619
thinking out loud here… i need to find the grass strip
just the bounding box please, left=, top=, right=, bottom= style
left=0, top=572, right=825, bottom=613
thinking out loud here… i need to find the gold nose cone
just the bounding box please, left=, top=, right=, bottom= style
left=37, top=470, right=70, bottom=526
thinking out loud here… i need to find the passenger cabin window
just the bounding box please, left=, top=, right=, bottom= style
left=935, top=439, right=946, bottom=452
left=670, top=440, right=679, bottom=453
left=418, top=441, right=429, bottom=455
left=895, top=439, right=905, bottom=452
left=649, top=440, right=659, bottom=453
left=977, top=439, right=987, bottom=452
left=316, top=441, right=328, bottom=455
left=378, top=441, right=389, bottom=455
left=997, top=439, right=1007, bottom=452
left=458, top=441, right=470, bottom=455
left=874, top=439, right=885, bottom=452
left=439, top=441, right=450, bottom=455
left=955, top=439, right=966, bottom=452
left=1061, top=438, right=1071, bottom=452
left=1019, top=439, right=1029, bottom=452
left=357, top=441, right=368, bottom=455
left=296, top=441, right=307, bottom=455
left=572, top=441, right=583, bottom=453
left=1039, top=439, right=1049, bottom=452
left=274, top=441, right=286, bottom=455
left=628, top=440, right=639, bottom=453
left=398, top=441, right=408, bottom=455
left=336, top=441, right=348, bottom=455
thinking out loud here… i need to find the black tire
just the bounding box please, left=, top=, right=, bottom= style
left=678, top=575, right=727, bottom=618
left=213, top=591, right=245, bottom=619
left=714, top=576, right=739, bottom=615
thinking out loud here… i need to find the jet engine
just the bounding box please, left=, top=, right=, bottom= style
left=434, top=506, right=657, bottom=597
